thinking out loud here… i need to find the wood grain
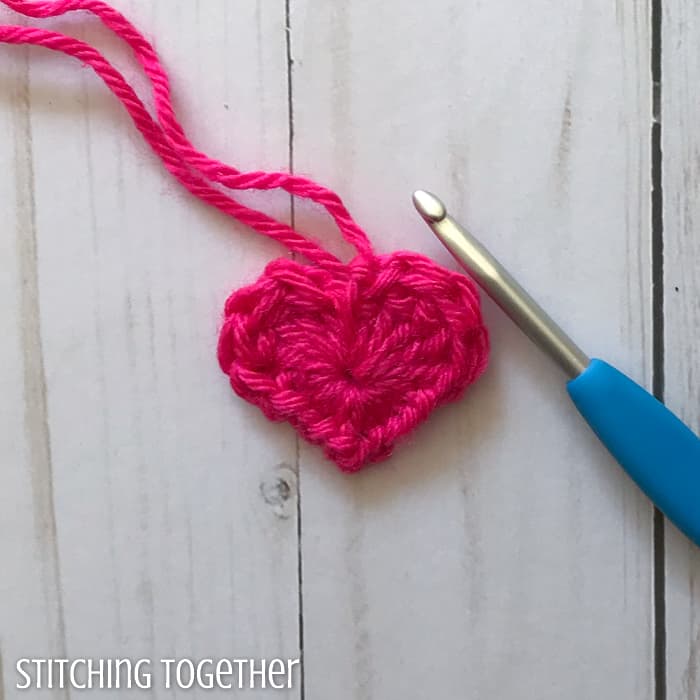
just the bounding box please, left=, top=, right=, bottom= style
left=291, top=1, right=654, bottom=698
left=0, top=2, right=299, bottom=698
left=662, top=2, right=700, bottom=697
left=0, top=0, right=666, bottom=698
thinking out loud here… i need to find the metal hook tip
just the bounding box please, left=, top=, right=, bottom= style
left=412, top=190, right=447, bottom=223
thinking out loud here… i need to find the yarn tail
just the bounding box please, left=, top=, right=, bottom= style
left=0, top=0, right=374, bottom=266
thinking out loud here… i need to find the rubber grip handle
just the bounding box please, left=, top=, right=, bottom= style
left=567, top=359, right=700, bottom=546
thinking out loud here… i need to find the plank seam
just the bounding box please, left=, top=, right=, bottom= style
left=285, top=2, right=305, bottom=698
left=651, top=0, right=666, bottom=698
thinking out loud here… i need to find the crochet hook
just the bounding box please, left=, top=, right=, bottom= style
left=413, top=190, right=700, bottom=547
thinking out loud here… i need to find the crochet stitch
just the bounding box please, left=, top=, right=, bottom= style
left=0, top=0, right=489, bottom=471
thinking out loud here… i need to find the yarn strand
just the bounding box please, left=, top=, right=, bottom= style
left=0, top=0, right=374, bottom=265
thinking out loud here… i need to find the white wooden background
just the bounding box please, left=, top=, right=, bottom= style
left=0, top=1, right=695, bottom=698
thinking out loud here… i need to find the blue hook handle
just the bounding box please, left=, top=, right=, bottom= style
left=568, top=359, right=700, bottom=545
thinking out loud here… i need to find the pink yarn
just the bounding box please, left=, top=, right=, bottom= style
left=219, top=254, right=487, bottom=471
left=0, top=0, right=489, bottom=471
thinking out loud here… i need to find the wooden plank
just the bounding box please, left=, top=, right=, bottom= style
left=0, top=1, right=300, bottom=697
left=290, top=1, right=654, bottom=697
left=661, top=2, right=700, bottom=697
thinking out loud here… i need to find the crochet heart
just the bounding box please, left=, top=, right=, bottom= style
left=217, top=251, right=488, bottom=472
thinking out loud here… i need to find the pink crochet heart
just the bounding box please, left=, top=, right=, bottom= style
left=217, top=251, right=489, bottom=472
